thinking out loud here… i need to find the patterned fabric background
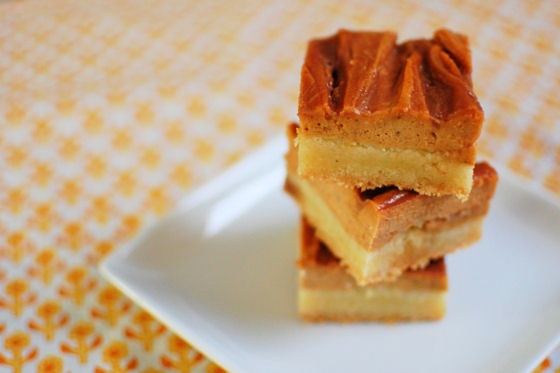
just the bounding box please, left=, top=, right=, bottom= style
left=0, top=0, right=559, bottom=372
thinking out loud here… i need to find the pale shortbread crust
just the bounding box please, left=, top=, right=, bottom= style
left=299, top=286, right=446, bottom=322
left=297, top=135, right=473, bottom=200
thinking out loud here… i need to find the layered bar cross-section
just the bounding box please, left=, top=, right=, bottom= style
left=298, top=218, right=447, bottom=322
left=298, top=29, right=484, bottom=199
left=286, top=124, right=497, bottom=285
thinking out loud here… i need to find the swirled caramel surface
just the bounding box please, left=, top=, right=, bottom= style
left=299, top=29, right=482, bottom=124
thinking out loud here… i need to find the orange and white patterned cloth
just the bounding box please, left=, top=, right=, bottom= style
left=0, top=0, right=559, bottom=372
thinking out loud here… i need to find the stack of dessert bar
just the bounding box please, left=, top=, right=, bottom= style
left=285, top=29, right=498, bottom=322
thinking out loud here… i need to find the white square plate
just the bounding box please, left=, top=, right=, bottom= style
left=100, top=137, right=560, bottom=373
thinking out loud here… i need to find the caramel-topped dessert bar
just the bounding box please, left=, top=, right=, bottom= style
left=298, top=218, right=447, bottom=322
left=298, top=29, right=483, bottom=199
left=286, top=124, right=497, bottom=285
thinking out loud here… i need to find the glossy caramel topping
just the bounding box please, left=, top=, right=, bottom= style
left=360, top=187, right=417, bottom=210
left=299, top=29, right=482, bottom=123
left=357, top=161, right=497, bottom=210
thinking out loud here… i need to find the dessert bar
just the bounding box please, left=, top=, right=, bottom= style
left=298, top=218, right=447, bottom=322
left=298, top=29, right=483, bottom=199
left=286, top=124, right=497, bottom=284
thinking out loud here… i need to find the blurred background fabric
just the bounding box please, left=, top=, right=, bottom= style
left=0, top=0, right=559, bottom=371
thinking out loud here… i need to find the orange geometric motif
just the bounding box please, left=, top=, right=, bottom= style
left=28, top=300, right=69, bottom=341
left=519, top=128, right=547, bottom=158
left=56, top=222, right=92, bottom=252
left=58, top=71, right=76, bottom=86
left=545, top=171, right=560, bottom=197
left=106, top=91, right=126, bottom=106
left=85, top=155, right=108, bottom=179
left=173, top=39, right=191, bottom=53
left=186, top=97, right=206, bottom=118
left=5, top=104, right=25, bottom=124
left=268, top=106, right=288, bottom=127
left=476, top=138, right=496, bottom=161
left=58, top=266, right=97, bottom=306
left=113, top=215, right=143, bottom=242
left=4, top=188, right=27, bottom=216
left=6, top=78, right=25, bottom=93
left=28, top=203, right=60, bottom=233
left=0, top=278, right=37, bottom=317
left=124, top=310, right=166, bottom=352
left=87, top=241, right=115, bottom=264
left=140, top=147, right=161, bottom=169
left=91, top=285, right=132, bottom=326
left=247, top=130, right=265, bottom=147
left=59, top=180, right=82, bottom=205
left=153, top=55, right=173, bottom=71
left=31, top=118, right=53, bottom=143
left=112, top=130, right=134, bottom=151
left=0, top=232, right=35, bottom=263
left=236, top=91, right=255, bottom=108
left=32, top=60, right=50, bottom=75
left=194, top=139, right=214, bottom=162
left=143, top=187, right=171, bottom=216
left=0, top=331, right=38, bottom=373
left=508, top=154, right=533, bottom=179
left=5, top=145, right=28, bottom=169
left=217, top=114, right=237, bottom=134
left=58, top=137, right=81, bottom=160
left=126, top=46, right=146, bottom=60
left=164, top=121, right=185, bottom=143
left=83, top=111, right=104, bottom=134
left=160, top=335, right=204, bottom=372
left=135, top=103, right=155, bottom=125
left=37, top=355, right=64, bottom=373
left=114, top=171, right=138, bottom=197
left=533, top=357, right=551, bottom=373
left=60, top=321, right=103, bottom=364
left=170, top=164, right=193, bottom=189
left=28, top=248, right=65, bottom=285
left=30, top=162, right=54, bottom=187
left=95, top=341, right=138, bottom=373
left=86, top=196, right=117, bottom=226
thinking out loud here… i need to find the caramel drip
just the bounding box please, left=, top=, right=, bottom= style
left=354, top=161, right=496, bottom=210
left=340, top=31, right=398, bottom=113
left=429, top=45, right=467, bottom=88
left=395, top=51, right=429, bottom=114
left=373, top=189, right=417, bottom=210
left=433, top=29, right=472, bottom=78
left=299, top=36, right=339, bottom=113
left=359, top=186, right=417, bottom=210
